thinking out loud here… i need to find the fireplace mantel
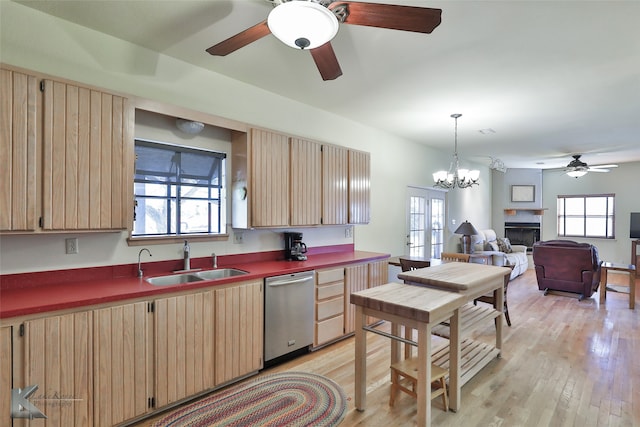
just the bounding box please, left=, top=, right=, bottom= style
left=504, top=208, right=548, bottom=216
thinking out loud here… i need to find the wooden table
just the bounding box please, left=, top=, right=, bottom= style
left=398, top=262, right=512, bottom=410
left=599, top=261, right=637, bottom=309
left=350, top=282, right=467, bottom=427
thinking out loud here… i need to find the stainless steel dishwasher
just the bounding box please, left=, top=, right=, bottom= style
left=264, top=270, right=315, bottom=364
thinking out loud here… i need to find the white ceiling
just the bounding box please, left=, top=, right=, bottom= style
left=16, top=0, right=640, bottom=170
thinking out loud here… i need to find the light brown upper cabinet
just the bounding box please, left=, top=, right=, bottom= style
left=41, top=79, right=134, bottom=230
left=322, top=144, right=349, bottom=225
left=290, top=137, right=322, bottom=226
left=232, top=128, right=290, bottom=228
left=348, top=149, right=371, bottom=224
left=0, top=68, right=39, bottom=231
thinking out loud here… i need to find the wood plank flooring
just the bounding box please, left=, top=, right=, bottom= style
left=133, top=270, right=639, bottom=427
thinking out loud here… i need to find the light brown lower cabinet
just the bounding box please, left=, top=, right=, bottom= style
left=15, top=311, right=93, bottom=427
left=344, top=259, right=389, bottom=334
left=214, top=280, right=264, bottom=385
left=93, top=302, right=152, bottom=427
left=154, top=291, right=216, bottom=407
left=1, top=326, right=12, bottom=427
left=344, top=263, right=369, bottom=334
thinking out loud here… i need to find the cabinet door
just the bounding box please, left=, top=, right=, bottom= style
left=93, top=302, right=151, bottom=426
left=1, top=326, right=11, bottom=427
left=367, top=259, right=389, bottom=325
left=368, top=259, right=389, bottom=289
left=42, top=79, right=134, bottom=230
left=322, top=144, right=348, bottom=225
left=155, top=291, right=215, bottom=407
left=0, top=68, right=38, bottom=231
left=250, top=129, right=289, bottom=227
left=18, top=312, right=93, bottom=427
left=348, top=150, right=371, bottom=224
left=215, top=280, right=263, bottom=384
left=344, top=263, right=369, bottom=334
left=290, top=137, right=321, bottom=226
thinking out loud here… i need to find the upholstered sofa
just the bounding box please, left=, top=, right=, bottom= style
left=467, top=229, right=528, bottom=280
left=532, top=240, right=602, bottom=299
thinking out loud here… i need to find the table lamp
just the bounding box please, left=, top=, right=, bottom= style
left=455, top=220, right=479, bottom=254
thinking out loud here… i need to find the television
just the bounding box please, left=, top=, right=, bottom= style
left=631, top=212, right=640, bottom=239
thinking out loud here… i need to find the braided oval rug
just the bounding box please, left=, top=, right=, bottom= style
left=152, top=372, right=347, bottom=427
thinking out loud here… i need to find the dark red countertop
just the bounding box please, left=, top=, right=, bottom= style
left=0, top=248, right=389, bottom=320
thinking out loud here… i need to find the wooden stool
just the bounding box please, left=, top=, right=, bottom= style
left=389, top=358, right=448, bottom=411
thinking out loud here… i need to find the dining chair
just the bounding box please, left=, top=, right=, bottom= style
left=474, top=264, right=515, bottom=326
left=440, top=252, right=471, bottom=263
left=399, top=258, right=431, bottom=272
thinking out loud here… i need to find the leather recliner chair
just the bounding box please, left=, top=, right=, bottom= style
left=532, top=240, right=602, bottom=300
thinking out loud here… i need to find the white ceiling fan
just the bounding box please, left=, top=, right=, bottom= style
left=563, top=154, right=618, bottom=178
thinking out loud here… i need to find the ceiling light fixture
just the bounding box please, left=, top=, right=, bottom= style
left=267, top=1, right=339, bottom=50
left=489, top=156, right=507, bottom=173
left=433, top=114, right=480, bottom=189
left=176, top=118, right=205, bottom=135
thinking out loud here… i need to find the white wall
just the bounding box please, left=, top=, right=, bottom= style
left=0, top=2, right=492, bottom=274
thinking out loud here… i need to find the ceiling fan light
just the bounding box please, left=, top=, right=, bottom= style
left=267, top=1, right=339, bottom=50
left=567, top=170, right=588, bottom=178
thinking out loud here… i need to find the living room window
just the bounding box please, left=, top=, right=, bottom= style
left=132, top=140, right=226, bottom=237
left=557, top=194, right=615, bottom=239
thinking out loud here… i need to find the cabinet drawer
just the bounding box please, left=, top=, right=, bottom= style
left=316, top=315, right=344, bottom=345
left=317, top=268, right=344, bottom=285
left=316, top=297, right=344, bottom=320
left=317, top=282, right=344, bottom=300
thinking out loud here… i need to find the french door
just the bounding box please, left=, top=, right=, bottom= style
left=405, top=187, right=446, bottom=258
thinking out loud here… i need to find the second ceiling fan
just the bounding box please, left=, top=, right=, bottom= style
left=563, top=155, right=619, bottom=178
left=206, top=0, right=442, bottom=80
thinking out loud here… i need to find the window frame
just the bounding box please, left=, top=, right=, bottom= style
left=130, top=139, right=227, bottom=242
left=557, top=193, right=615, bottom=239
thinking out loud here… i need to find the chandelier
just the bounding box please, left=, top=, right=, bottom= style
left=433, top=114, right=480, bottom=189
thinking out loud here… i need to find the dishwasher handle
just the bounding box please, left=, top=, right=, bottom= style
left=267, top=276, right=313, bottom=287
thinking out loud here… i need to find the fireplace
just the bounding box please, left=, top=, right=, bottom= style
left=505, top=222, right=540, bottom=253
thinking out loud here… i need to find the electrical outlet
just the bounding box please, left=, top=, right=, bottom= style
left=65, top=238, right=79, bottom=254
left=345, top=226, right=353, bottom=238
left=234, top=231, right=244, bottom=244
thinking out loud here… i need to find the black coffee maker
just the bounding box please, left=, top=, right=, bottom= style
left=284, top=232, right=308, bottom=261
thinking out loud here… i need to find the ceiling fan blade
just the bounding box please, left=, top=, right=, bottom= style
left=206, top=20, right=270, bottom=56
left=587, top=168, right=610, bottom=173
left=329, top=1, right=442, bottom=33
left=310, top=42, right=343, bottom=81
left=590, top=164, right=619, bottom=169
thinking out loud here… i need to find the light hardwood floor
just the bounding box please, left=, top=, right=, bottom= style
left=134, top=270, right=639, bottom=427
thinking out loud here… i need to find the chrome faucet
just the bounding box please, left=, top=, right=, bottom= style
left=212, top=253, right=218, bottom=269
left=183, top=240, right=190, bottom=271
left=137, top=248, right=152, bottom=278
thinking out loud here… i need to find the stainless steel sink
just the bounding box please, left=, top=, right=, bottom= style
left=194, top=268, right=248, bottom=280
left=145, top=269, right=248, bottom=286
left=145, top=273, right=204, bottom=286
